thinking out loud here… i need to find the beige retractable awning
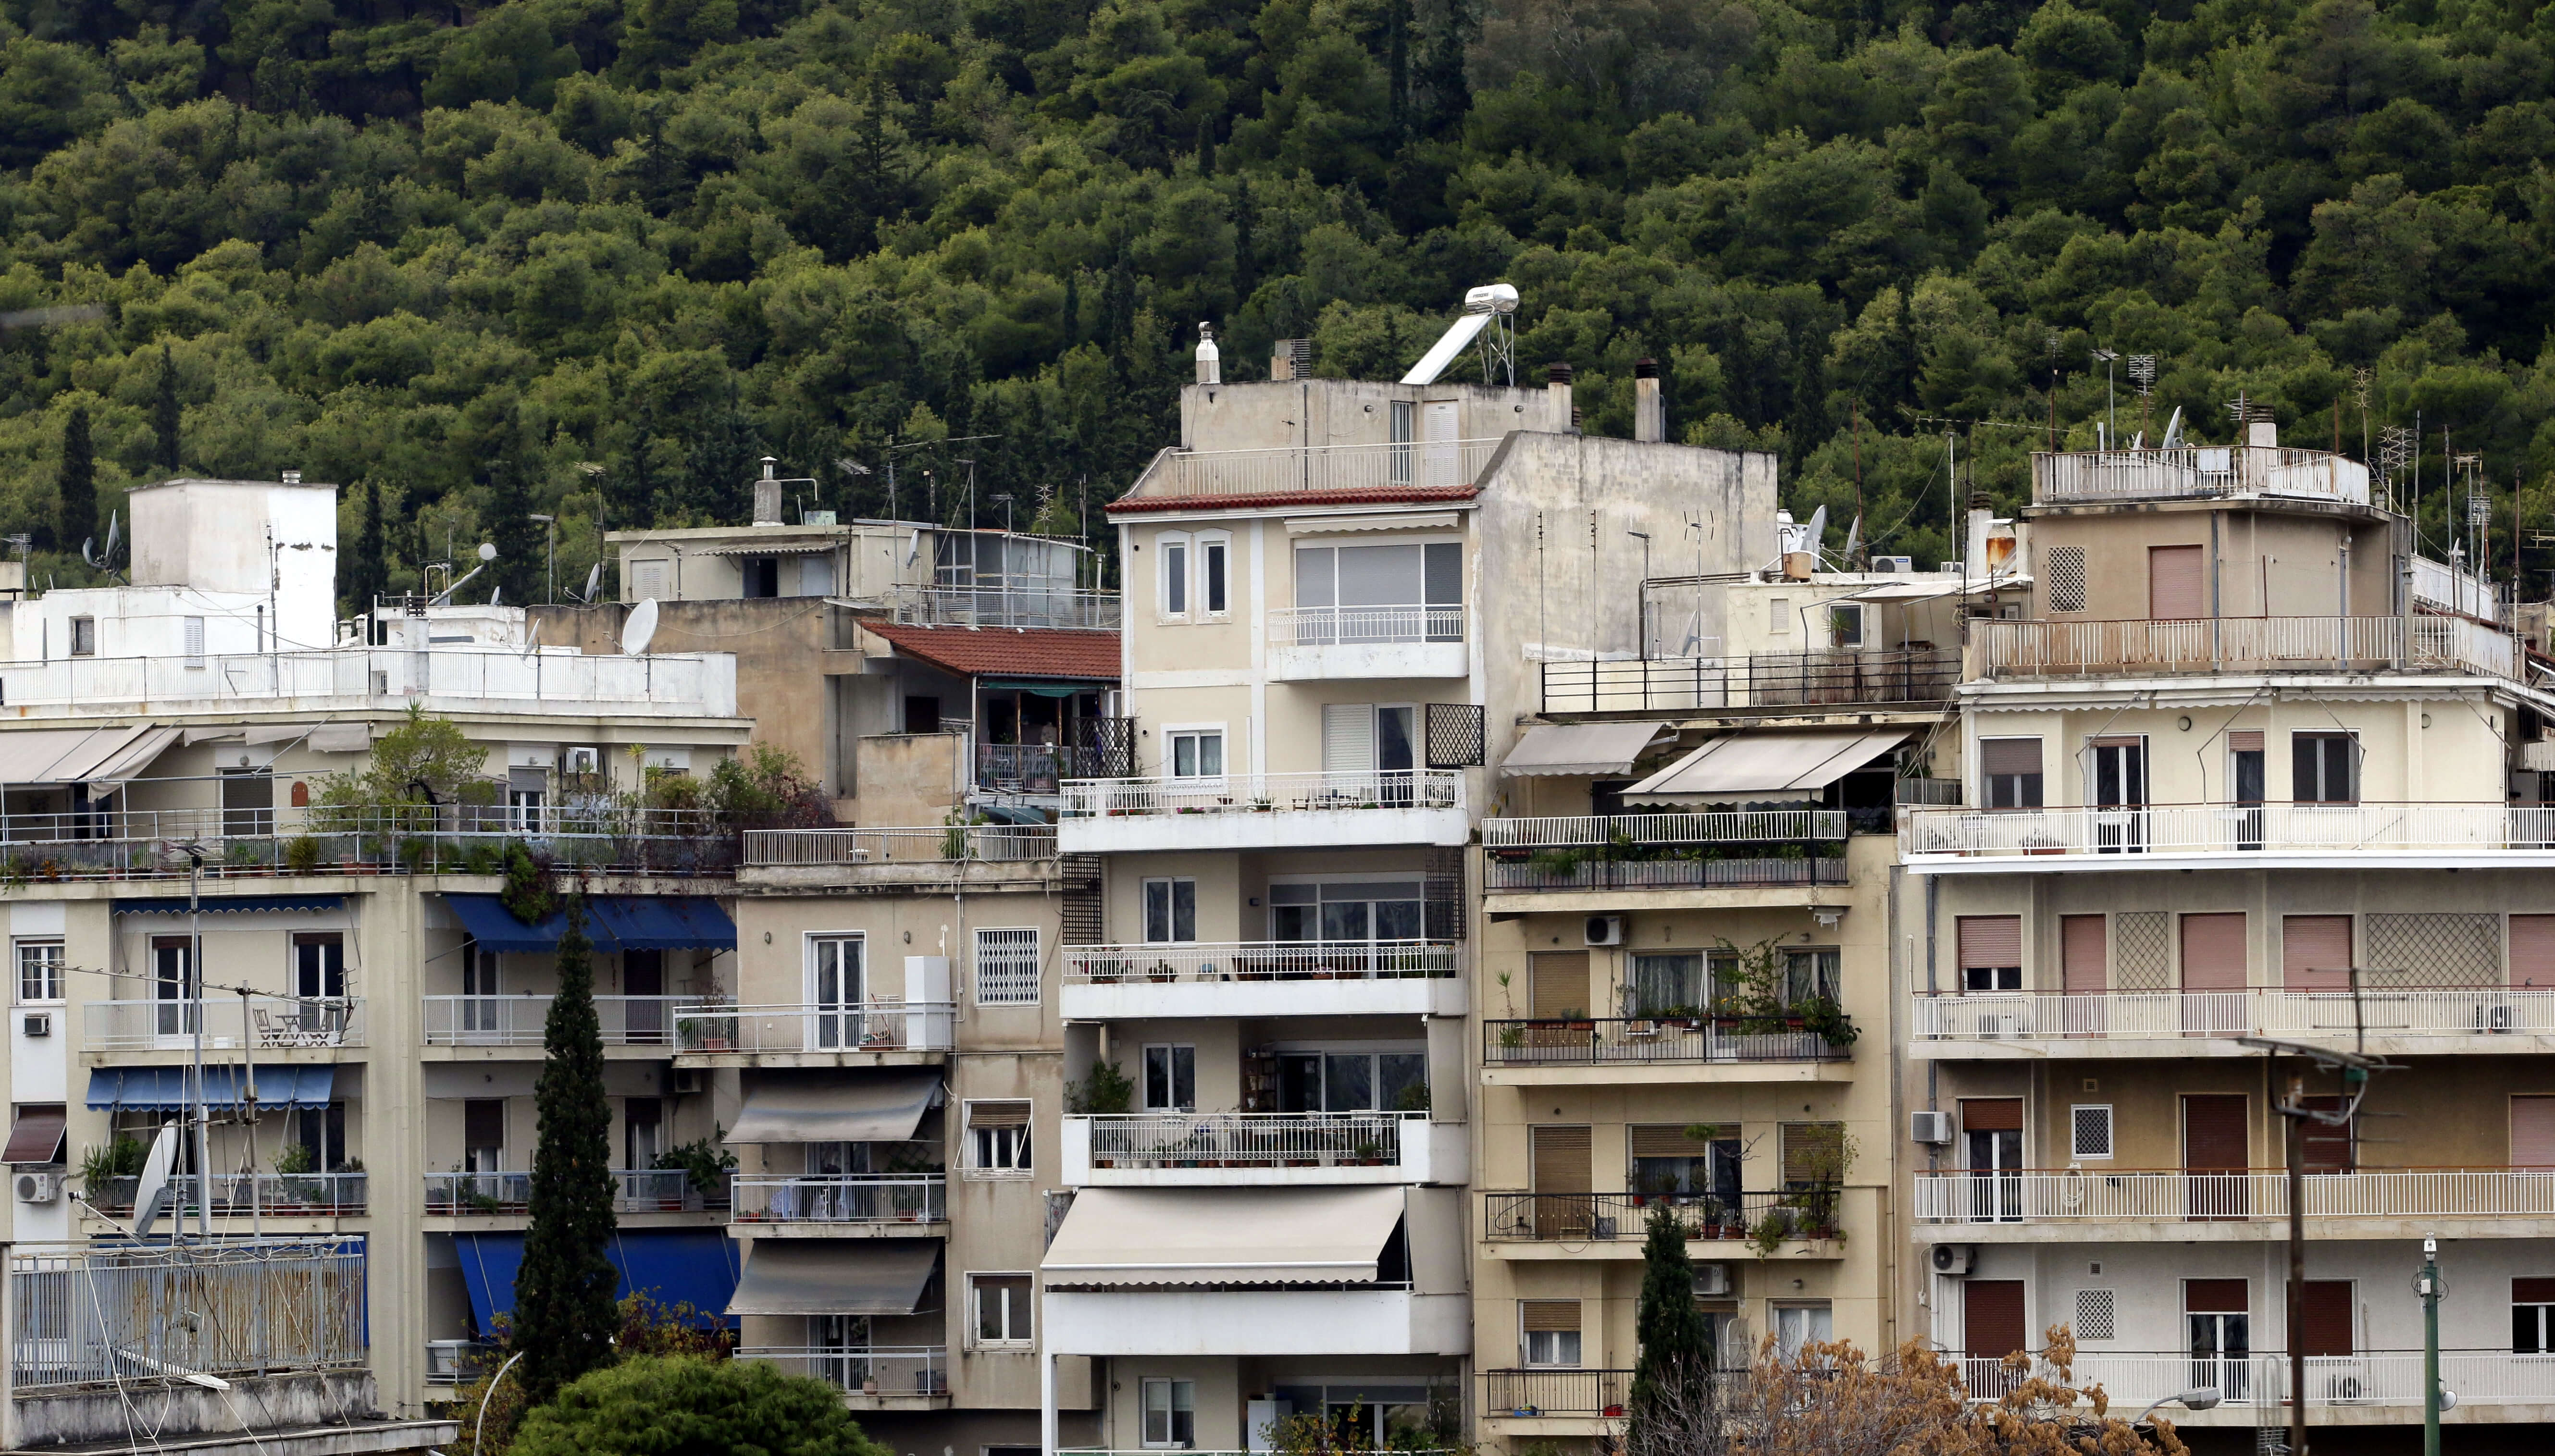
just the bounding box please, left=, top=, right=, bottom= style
left=686, top=540, right=840, bottom=557
left=1501, top=722, right=1667, bottom=777
left=308, top=724, right=372, bottom=753
left=1836, top=575, right=2032, bottom=603
left=80, top=725, right=182, bottom=795
left=726, top=1241, right=939, bottom=1317
left=1040, top=1186, right=1405, bottom=1287
left=1622, top=729, right=1911, bottom=804
left=0, top=728, right=124, bottom=784
left=725, top=1070, right=943, bottom=1145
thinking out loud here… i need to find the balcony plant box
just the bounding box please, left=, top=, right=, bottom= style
left=1602, top=1405, right=1626, bottom=1418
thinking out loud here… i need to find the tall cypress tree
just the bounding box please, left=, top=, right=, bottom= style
left=487, top=458, right=543, bottom=604
left=153, top=345, right=182, bottom=474
left=58, top=404, right=95, bottom=553
left=512, top=899, right=619, bottom=1405
left=349, top=477, right=387, bottom=618
left=1629, top=1203, right=1715, bottom=1434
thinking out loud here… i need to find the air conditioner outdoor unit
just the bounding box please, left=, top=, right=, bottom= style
left=2329, top=1373, right=2366, bottom=1403
left=19, top=1012, right=49, bottom=1038
left=14, top=1172, right=58, bottom=1205
left=1911, top=1111, right=1955, bottom=1145
left=670, top=1068, right=706, bottom=1096
left=565, top=747, right=601, bottom=775
left=1929, top=1244, right=1973, bottom=1276
left=1693, top=1264, right=1731, bottom=1297
left=1585, top=915, right=1624, bottom=947
left=1874, top=556, right=1913, bottom=573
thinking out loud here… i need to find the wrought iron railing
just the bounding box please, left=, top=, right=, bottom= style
left=890, top=585, right=1120, bottom=630
left=85, top=997, right=364, bottom=1051
left=731, top=1175, right=946, bottom=1224
left=84, top=1172, right=369, bottom=1217
left=738, top=1345, right=950, bottom=1395
left=1484, top=1017, right=1852, bottom=1066
left=1480, top=1368, right=1635, bottom=1417
left=1538, top=649, right=1957, bottom=714
left=1076, top=1112, right=1419, bottom=1169
left=1063, top=940, right=1457, bottom=983
left=424, top=1169, right=706, bottom=1215
left=1480, top=1190, right=1839, bottom=1244
left=421, top=994, right=688, bottom=1046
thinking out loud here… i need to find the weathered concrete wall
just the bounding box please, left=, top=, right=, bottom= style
left=13, top=1371, right=379, bottom=1448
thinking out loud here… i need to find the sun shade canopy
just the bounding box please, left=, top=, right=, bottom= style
left=87, top=1065, right=337, bottom=1110
left=726, top=1240, right=940, bottom=1316
left=1622, top=729, right=1911, bottom=804
left=458, top=1230, right=740, bottom=1329
left=0, top=724, right=180, bottom=790
left=1501, top=722, right=1666, bottom=777
left=726, top=1071, right=944, bottom=1145
left=116, top=894, right=344, bottom=916
left=1040, top=1186, right=1405, bottom=1287
left=445, top=895, right=736, bottom=954
left=2, top=1107, right=64, bottom=1164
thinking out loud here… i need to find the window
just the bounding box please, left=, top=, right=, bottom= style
left=2515, top=1279, right=2555, bottom=1354
left=975, top=927, right=1040, bottom=1005
left=632, top=559, right=668, bottom=599
left=68, top=617, right=94, bottom=656
left=1267, top=879, right=1423, bottom=943
left=2073, top=1289, right=2116, bottom=1342
left=1980, top=738, right=2043, bottom=809
left=1630, top=1124, right=1741, bottom=1203
left=1958, top=915, right=2022, bottom=993
left=1783, top=948, right=1840, bottom=1004
left=508, top=765, right=547, bottom=832
left=810, top=935, right=864, bottom=1049
left=15, top=939, right=62, bottom=1004
left=1200, top=535, right=1229, bottom=616
left=624, top=1097, right=664, bottom=1169
left=1782, top=1122, right=1846, bottom=1189
left=1275, top=1049, right=1427, bottom=1112
left=1142, top=879, right=1196, bottom=943
left=1827, top=602, right=1866, bottom=648
left=183, top=616, right=206, bottom=666
left=1161, top=533, right=1190, bottom=617
left=1168, top=730, right=1224, bottom=778
left=1293, top=543, right=1462, bottom=641
left=1520, top=1301, right=1582, bottom=1366
left=970, top=1273, right=1033, bottom=1347
left=904, top=696, right=941, bottom=734
left=2046, top=547, right=2088, bottom=614
left=1774, top=1303, right=1833, bottom=1357
left=220, top=767, right=274, bottom=837
left=1629, top=953, right=1707, bottom=1014
left=2071, top=1105, right=2113, bottom=1160
left=464, top=1099, right=505, bottom=1172
left=967, top=1101, right=1032, bottom=1174
left=1143, top=1044, right=1195, bottom=1111
left=2293, top=732, right=2356, bottom=804
left=1142, top=1378, right=1196, bottom=1448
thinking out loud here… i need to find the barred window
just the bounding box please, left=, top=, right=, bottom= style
left=2071, top=1105, right=2113, bottom=1160
left=975, top=927, right=1040, bottom=1005
left=2073, top=1289, right=2116, bottom=1342
left=2046, top=547, right=2088, bottom=614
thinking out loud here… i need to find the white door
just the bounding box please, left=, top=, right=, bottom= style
left=1322, top=703, right=1375, bottom=795
left=1421, top=403, right=1460, bottom=487
left=811, top=936, right=863, bottom=1049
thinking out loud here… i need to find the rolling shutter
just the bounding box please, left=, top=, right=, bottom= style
left=2297, top=1096, right=2353, bottom=1172
left=1531, top=1125, right=1592, bottom=1194
left=2061, top=915, right=2107, bottom=994
left=2296, top=1282, right=2354, bottom=1357
left=1961, top=1098, right=2024, bottom=1133
left=1963, top=1280, right=2027, bottom=1360
left=1531, top=952, right=1589, bottom=1020
left=1520, top=1299, right=1581, bottom=1333
left=968, top=1100, right=1031, bottom=1129
left=2182, top=1096, right=2248, bottom=1172
left=2228, top=729, right=2264, bottom=754
left=2282, top=915, right=2354, bottom=993
left=2515, top=1278, right=2555, bottom=1303
left=1630, top=1125, right=1708, bottom=1158
left=2512, top=916, right=2555, bottom=987
left=2184, top=1279, right=2248, bottom=1313
left=2148, top=544, right=2205, bottom=620
left=1781, top=1123, right=1845, bottom=1185
left=2180, top=913, right=2247, bottom=992
left=1959, top=916, right=2023, bottom=972
left=1979, top=738, right=2042, bottom=776
left=1321, top=703, right=1375, bottom=775
left=2513, top=1097, right=2555, bottom=1168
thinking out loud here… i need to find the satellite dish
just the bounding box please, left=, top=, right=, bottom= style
left=132, top=1122, right=180, bottom=1240
left=2161, top=406, right=2186, bottom=448
left=477, top=542, right=497, bottom=563
left=1804, top=505, right=1828, bottom=563
left=580, top=562, right=602, bottom=602
left=622, top=596, right=660, bottom=656
left=105, top=512, right=120, bottom=558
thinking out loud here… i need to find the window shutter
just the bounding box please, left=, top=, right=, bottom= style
left=2297, top=1096, right=2353, bottom=1172
left=2281, top=915, right=2354, bottom=993
left=1980, top=738, right=2042, bottom=777
left=2046, top=547, right=2087, bottom=613
left=1531, top=1125, right=1592, bottom=1194
left=1958, top=916, right=2023, bottom=971
left=2228, top=730, right=2263, bottom=753
left=2296, top=1282, right=2354, bottom=1357
left=2179, top=913, right=2248, bottom=992
left=2072, top=1289, right=2116, bottom=1341
left=2513, top=916, right=2555, bottom=987
left=1531, top=952, right=1589, bottom=1020
left=1781, top=1122, right=1845, bottom=1184
left=2515, top=1278, right=2555, bottom=1303
left=2061, top=915, right=2107, bottom=995
left=2514, top=1097, right=2555, bottom=1168
left=1630, top=1124, right=1710, bottom=1159
left=969, top=1100, right=1031, bottom=1129
left=2182, top=1096, right=2249, bottom=1172
left=2147, top=544, right=2205, bottom=619
left=1424, top=703, right=1487, bottom=767
left=1960, top=1098, right=2024, bottom=1133
left=1962, top=1281, right=2027, bottom=1359
left=1520, top=1300, right=1580, bottom=1333
left=1321, top=703, right=1375, bottom=775
left=2183, top=1279, right=2249, bottom=1313
left=2070, top=1105, right=2112, bottom=1159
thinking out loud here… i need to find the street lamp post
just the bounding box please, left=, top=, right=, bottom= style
left=528, top=514, right=555, bottom=604
left=2420, top=1234, right=2445, bottom=1456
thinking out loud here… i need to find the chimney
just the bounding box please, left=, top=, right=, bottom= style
left=1547, top=363, right=1575, bottom=433
left=753, top=457, right=783, bottom=527
left=1195, top=322, right=1221, bottom=385
left=1964, top=492, right=1993, bottom=579
left=282, top=469, right=302, bottom=485
left=1271, top=339, right=1312, bottom=381
left=2247, top=418, right=2279, bottom=448
left=1633, top=358, right=1665, bottom=444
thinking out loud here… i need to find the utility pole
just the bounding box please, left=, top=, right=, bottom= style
left=2090, top=348, right=2119, bottom=447
left=2420, top=1234, right=2444, bottom=1456
left=529, top=514, right=555, bottom=604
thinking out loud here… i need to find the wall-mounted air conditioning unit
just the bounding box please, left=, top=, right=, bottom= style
left=1929, top=1244, right=1973, bottom=1276
left=1874, top=556, right=1913, bottom=573
left=14, top=1172, right=59, bottom=1204
left=1584, top=916, right=1624, bottom=947
left=671, top=1069, right=706, bottom=1096
left=1693, top=1264, right=1731, bottom=1297
left=19, top=1012, right=49, bottom=1038
left=1910, top=1111, right=1954, bottom=1145
left=565, top=747, right=601, bottom=775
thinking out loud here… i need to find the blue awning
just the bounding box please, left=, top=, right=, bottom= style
left=87, top=1065, right=336, bottom=1110
left=115, top=895, right=345, bottom=916
left=445, top=895, right=736, bottom=955
left=454, top=1230, right=740, bottom=1333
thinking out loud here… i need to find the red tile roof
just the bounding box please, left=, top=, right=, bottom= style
left=864, top=622, right=1121, bottom=681
left=1108, top=485, right=1480, bottom=515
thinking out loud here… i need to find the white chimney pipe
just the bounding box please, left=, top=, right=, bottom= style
left=1633, top=358, right=1665, bottom=444
left=754, top=456, right=782, bottom=526
left=1195, top=323, right=1220, bottom=385
left=1548, top=363, right=1575, bottom=433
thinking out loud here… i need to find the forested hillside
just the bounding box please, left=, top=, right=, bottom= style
left=0, top=0, right=2547, bottom=606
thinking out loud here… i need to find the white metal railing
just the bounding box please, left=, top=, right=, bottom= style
left=424, top=1169, right=701, bottom=1214
left=1060, top=769, right=1464, bottom=818
left=1967, top=1351, right=2555, bottom=1411
left=1483, top=810, right=1847, bottom=848
left=1138, top=438, right=1504, bottom=500
left=731, top=1175, right=946, bottom=1224
left=1064, top=940, right=1457, bottom=983
left=83, top=1171, right=369, bottom=1215
left=83, top=997, right=364, bottom=1051
left=421, top=995, right=690, bottom=1047
left=0, top=799, right=738, bottom=878
left=1537, top=649, right=1960, bottom=714
left=426, top=1338, right=491, bottom=1383
left=672, top=1000, right=956, bottom=1054
left=1078, top=1112, right=1420, bottom=1168
left=1269, top=605, right=1465, bottom=647
left=742, top=826, right=1056, bottom=866
left=889, top=585, right=1120, bottom=630
left=2031, top=446, right=2370, bottom=506
left=1915, top=988, right=2555, bottom=1042
left=0, top=646, right=736, bottom=716
left=10, top=1239, right=368, bottom=1390
left=1970, top=614, right=2517, bottom=679
left=2413, top=555, right=2501, bottom=623
left=1914, top=1168, right=2555, bottom=1223
left=738, top=1346, right=949, bottom=1396
left=1900, top=802, right=2555, bottom=858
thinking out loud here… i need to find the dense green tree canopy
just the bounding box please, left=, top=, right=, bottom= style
left=0, top=0, right=2549, bottom=603
left=509, top=1354, right=890, bottom=1456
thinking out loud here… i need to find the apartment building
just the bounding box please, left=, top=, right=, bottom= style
left=1899, top=429, right=2555, bottom=1436
left=1034, top=338, right=1778, bottom=1453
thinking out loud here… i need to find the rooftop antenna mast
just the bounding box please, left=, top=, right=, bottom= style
left=2127, top=354, right=2157, bottom=444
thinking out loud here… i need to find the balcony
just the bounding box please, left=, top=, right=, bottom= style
left=730, top=1175, right=947, bottom=1233
left=1482, top=1016, right=1854, bottom=1085
left=1480, top=1190, right=1842, bottom=1257
left=889, top=584, right=1120, bottom=630
left=0, top=645, right=736, bottom=718
left=83, top=997, right=363, bottom=1053
left=1058, top=770, right=1467, bottom=853
left=10, top=1240, right=366, bottom=1394
left=425, top=1169, right=713, bottom=1216
left=1969, top=1350, right=2555, bottom=1422
left=736, top=1346, right=949, bottom=1407
left=1268, top=606, right=1466, bottom=680
left=84, top=1171, right=368, bottom=1217
left=1968, top=613, right=2516, bottom=681
left=1129, top=438, right=1503, bottom=505
left=1901, top=802, right=2555, bottom=872
left=1042, top=1287, right=1469, bottom=1357
left=1913, top=988, right=2555, bottom=1056
left=1539, top=649, right=1957, bottom=715
left=671, top=1000, right=956, bottom=1062
left=0, top=802, right=739, bottom=881
left=2032, top=444, right=2370, bottom=506
left=1480, top=1369, right=1635, bottom=1421
left=422, top=995, right=690, bottom=1049
left=975, top=745, right=1108, bottom=798
left=1061, top=1113, right=1464, bottom=1186
left=1060, top=940, right=1463, bottom=1020
left=1913, top=1167, right=2555, bottom=1239
left=425, top=1338, right=491, bottom=1385
left=1484, top=811, right=1850, bottom=904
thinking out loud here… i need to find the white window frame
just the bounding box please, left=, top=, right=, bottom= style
left=68, top=617, right=95, bottom=657
left=1142, top=878, right=1196, bottom=944
left=1773, top=1301, right=1834, bottom=1357
left=1766, top=597, right=1790, bottom=636
left=1157, top=531, right=1191, bottom=619
left=1165, top=723, right=1227, bottom=780
left=1519, top=1301, right=1583, bottom=1368
left=1196, top=531, right=1232, bottom=617
left=1827, top=601, right=1866, bottom=648
left=964, top=1100, right=1033, bottom=1177
left=183, top=616, right=206, bottom=667
left=967, top=1271, right=1034, bottom=1348
left=2071, top=1104, right=2115, bottom=1161
left=14, top=939, right=63, bottom=1005
left=974, top=926, right=1040, bottom=1006
left=1142, top=1043, right=1196, bottom=1111
left=1141, top=1376, right=1196, bottom=1449
left=806, top=932, right=867, bottom=1049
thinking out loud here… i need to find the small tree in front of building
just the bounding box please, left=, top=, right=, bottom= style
left=1629, top=1202, right=1716, bottom=1438
left=510, top=898, right=619, bottom=1405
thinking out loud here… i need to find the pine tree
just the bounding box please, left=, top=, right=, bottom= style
left=153, top=345, right=181, bottom=474
left=1629, top=1203, right=1715, bottom=1433
left=58, top=404, right=95, bottom=554
left=486, top=458, right=542, bottom=604
left=349, top=477, right=387, bottom=618
left=511, top=899, right=619, bottom=1406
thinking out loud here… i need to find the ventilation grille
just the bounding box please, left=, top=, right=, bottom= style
left=2364, top=913, right=2502, bottom=987
left=1426, top=703, right=1487, bottom=768
left=2071, top=1105, right=2113, bottom=1160
left=2113, top=912, right=2172, bottom=991
left=2046, top=547, right=2089, bottom=614
left=1425, top=846, right=1467, bottom=941
left=2073, top=1289, right=2116, bottom=1342
left=1059, top=857, right=1105, bottom=945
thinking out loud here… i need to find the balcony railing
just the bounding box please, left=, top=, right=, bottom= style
left=1269, top=605, right=1464, bottom=646
left=976, top=744, right=1105, bottom=796
left=1063, top=940, right=1457, bottom=983
left=426, top=1338, right=493, bottom=1384
left=2412, top=555, right=2500, bottom=622
left=11, top=1239, right=367, bottom=1392
left=731, top=1175, right=946, bottom=1224
left=84, top=997, right=364, bottom=1051
left=1969, top=614, right=2516, bottom=680
left=422, top=994, right=689, bottom=1047
left=425, top=1169, right=707, bottom=1215
left=671, top=1000, right=956, bottom=1055
left=1077, top=1112, right=1420, bottom=1169
left=1482, top=1190, right=1840, bottom=1244
left=1485, top=810, right=1848, bottom=848
left=1973, top=1350, right=2555, bottom=1411
left=1539, top=648, right=1959, bottom=715
left=1484, top=1016, right=1853, bottom=1067
left=84, top=1171, right=369, bottom=1216
left=0, top=801, right=739, bottom=879
left=1136, top=438, right=1504, bottom=501
left=2031, top=445, right=2370, bottom=506
left=738, top=1345, right=949, bottom=1396
left=1915, top=988, right=2555, bottom=1042
left=1901, top=802, right=2555, bottom=859
left=743, top=826, right=1056, bottom=867
left=0, top=646, right=734, bottom=715
left=1485, top=852, right=1848, bottom=892
left=1481, top=1368, right=1635, bottom=1417
left=1914, top=1167, right=2555, bottom=1223
left=889, top=584, right=1121, bottom=630
left=1061, top=769, right=1464, bottom=818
